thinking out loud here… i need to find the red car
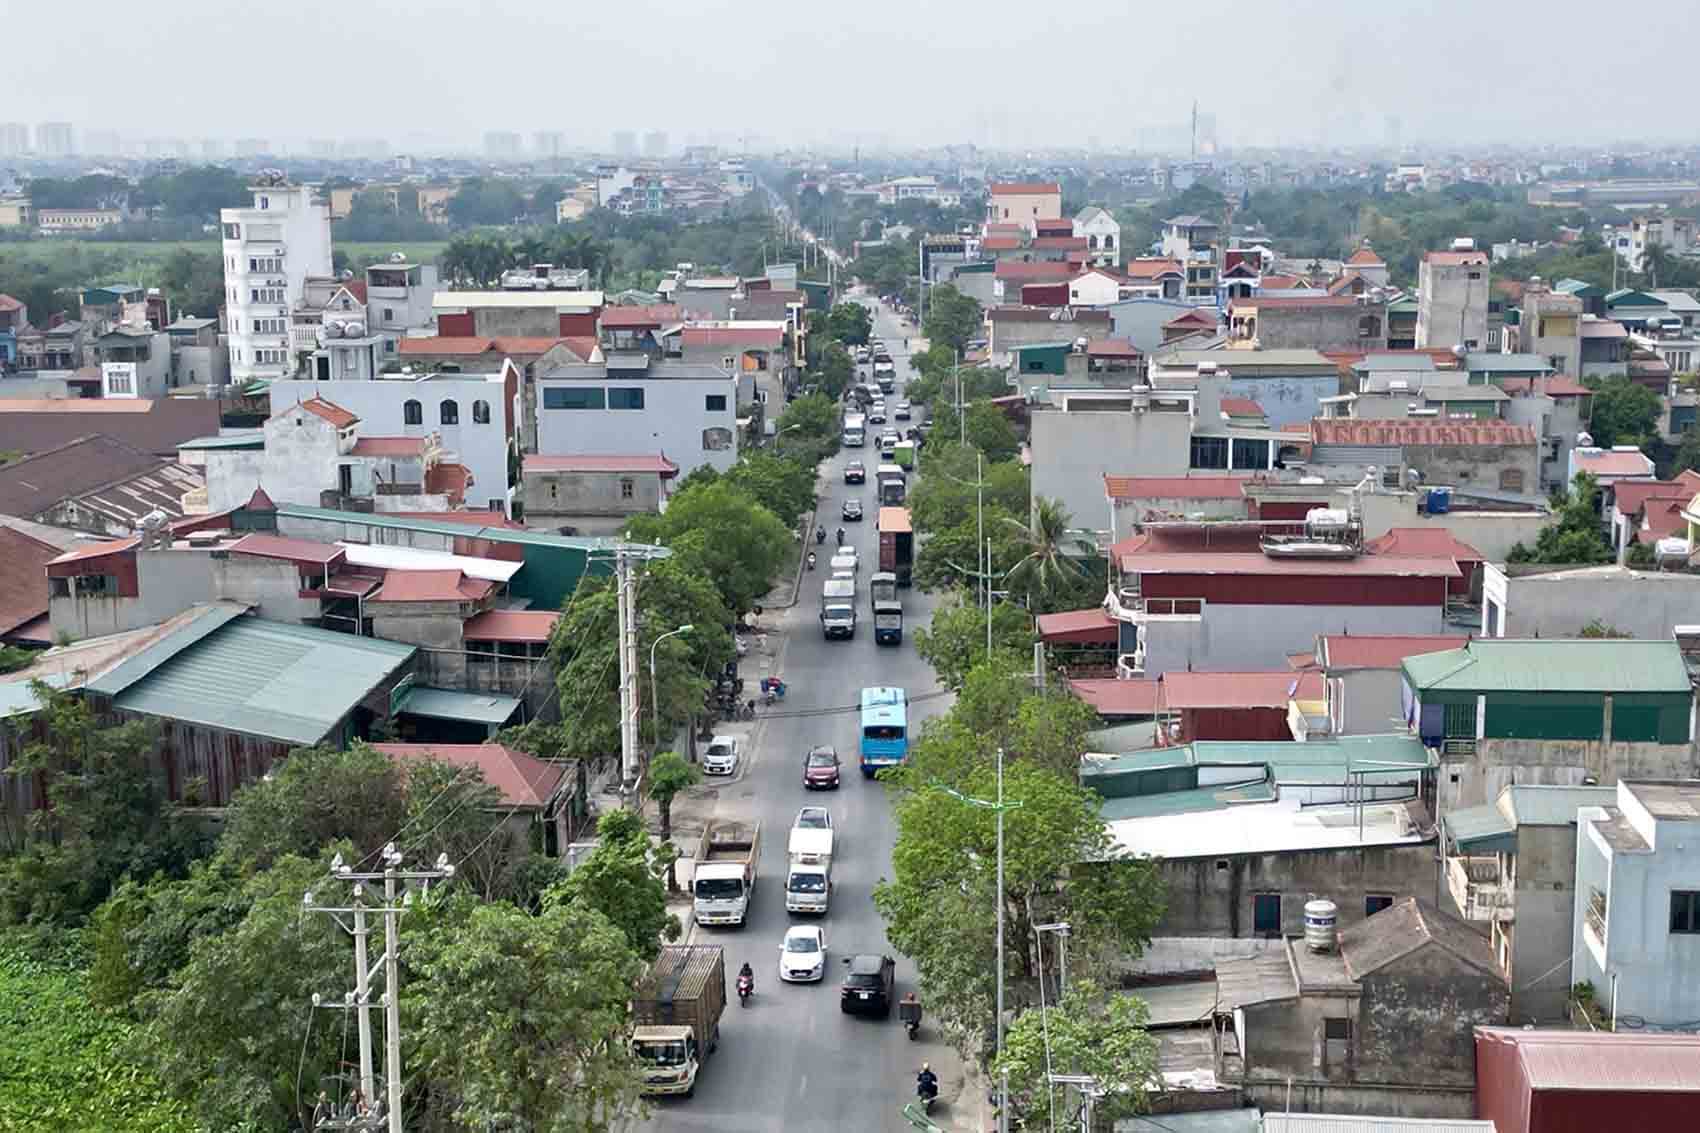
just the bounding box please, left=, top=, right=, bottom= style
left=803, top=745, right=841, bottom=789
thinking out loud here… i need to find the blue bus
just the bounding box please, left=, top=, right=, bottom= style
left=858, top=686, right=909, bottom=777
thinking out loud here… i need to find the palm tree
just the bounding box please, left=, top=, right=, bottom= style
left=1001, top=497, right=1096, bottom=608
left=1641, top=242, right=1674, bottom=291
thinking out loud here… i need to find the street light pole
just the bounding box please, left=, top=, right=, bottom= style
left=648, top=625, right=693, bottom=753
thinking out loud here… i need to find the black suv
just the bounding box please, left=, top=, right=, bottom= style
left=841, top=498, right=863, bottom=521
left=839, top=953, right=897, bottom=1016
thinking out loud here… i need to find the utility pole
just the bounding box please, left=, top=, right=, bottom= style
left=615, top=547, right=643, bottom=804
left=307, top=847, right=454, bottom=1133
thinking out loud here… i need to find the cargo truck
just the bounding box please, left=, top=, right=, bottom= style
left=820, top=577, right=857, bottom=639
left=692, top=820, right=760, bottom=927
left=784, top=863, right=831, bottom=914
left=878, top=465, right=906, bottom=505
left=870, top=570, right=902, bottom=645
left=892, top=440, right=916, bottom=470
left=878, top=507, right=914, bottom=589
left=631, top=945, right=726, bottom=1098
left=842, top=412, right=866, bottom=447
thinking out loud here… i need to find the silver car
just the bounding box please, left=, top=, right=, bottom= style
left=702, top=734, right=741, bottom=775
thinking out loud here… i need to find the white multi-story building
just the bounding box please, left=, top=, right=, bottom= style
left=220, top=178, right=333, bottom=385
left=536, top=355, right=739, bottom=476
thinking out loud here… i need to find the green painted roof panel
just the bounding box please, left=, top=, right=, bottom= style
left=1099, top=778, right=1276, bottom=820
left=397, top=686, right=521, bottom=725
left=1443, top=802, right=1515, bottom=849
left=1403, top=640, right=1692, bottom=694
left=111, top=618, right=415, bottom=744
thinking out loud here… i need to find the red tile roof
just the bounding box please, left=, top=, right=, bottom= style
left=1124, top=258, right=1184, bottom=280
left=372, top=568, right=494, bottom=603
left=1120, top=552, right=1461, bottom=579
left=1257, top=274, right=1307, bottom=290
left=1159, top=669, right=1324, bottom=710
left=1310, top=418, right=1536, bottom=447
left=1069, top=678, right=1160, bottom=715
left=1032, top=236, right=1088, bottom=250
left=1327, top=271, right=1368, bottom=295
left=1086, top=338, right=1141, bottom=357
left=1423, top=250, right=1489, bottom=266
left=425, top=462, right=473, bottom=503
left=351, top=436, right=428, bottom=458
left=1643, top=497, right=1689, bottom=538
left=1612, top=471, right=1700, bottom=516
left=1233, top=295, right=1360, bottom=310
left=1475, top=1028, right=1700, bottom=1094
left=1365, top=527, right=1485, bottom=561
left=1165, top=310, right=1218, bottom=329
left=1572, top=448, right=1655, bottom=477
left=1105, top=475, right=1249, bottom=501
left=984, top=223, right=1025, bottom=236
left=995, top=260, right=1075, bottom=281
left=0, top=294, right=23, bottom=312
left=374, top=742, right=564, bottom=809
left=1345, top=248, right=1385, bottom=266
left=680, top=326, right=784, bottom=348
left=1320, top=635, right=1470, bottom=671
left=229, top=533, right=347, bottom=566
left=525, top=454, right=679, bottom=475
left=297, top=397, right=359, bottom=428
left=1580, top=320, right=1629, bottom=339
left=557, top=336, right=600, bottom=362
left=48, top=535, right=141, bottom=566
left=1219, top=396, right=1265, bottom=418
left=599, top=304, right=682, bottom=329
left=989, top=182, right=1062, bottom=195
left=1035, top=607, right=1117, bottom=645
left=981, top=236, right=1023, bottom=251
left=462, top=609, right=562, bottom=644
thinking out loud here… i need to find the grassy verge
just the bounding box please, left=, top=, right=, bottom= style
left=0, top=934, right=198, bottom=1133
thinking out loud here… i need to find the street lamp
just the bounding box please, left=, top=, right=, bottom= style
left=939, top=747, right=1023, bottom=1133
left=648, top=624, right=693, bottom=752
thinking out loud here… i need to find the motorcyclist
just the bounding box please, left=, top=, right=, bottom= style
left=836, top=526, right=845, bottom=546
left=738, top=962, right=754, bottom=990
left=815, top=525, right=826, bottom=544
left=916, top=1062, right=939, bottom=1100
left=900, top=990, right=922, bottom=1036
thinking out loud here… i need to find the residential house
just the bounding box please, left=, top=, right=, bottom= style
left=519, top=453, right=678, bottom=534
left=1122, top=258, right=1185, bottom=301
left=14, top=320, right=87, bottom=373
left=1150, top=348, right=1341, bottom=428
left=0, top=435, right=202, bottom=536
left=364, top=260, right=440, bottom=338
left=376, top=741, right=586, bottom=855
left=1230, top=295, right=1388, bottom=353
left=221, top=179, right=334, bottom=384
left=1498, top=375, right=1594, bottom=493
left=0, top=294, right=24, bottom=366
left=1306, top=634, right=1470, bottom=737
left=985, top=182, right=1062, bottom=233
left=1648, top=289, right=1700, bottom=335
left=599, top=304, right=682, bottom=354
left=1102, top=475, right=1253, bottom=531
left=535, top=354, right=738, bottom=476
left=1416, top=247, right=1490, bottom=351
left=1072, top=205, right=1120, bottom=266
left=290, top=275, right=370, bottom=361
left=1309, top=418, right=1541, bottom=497
left=1602, top=471, right=1700, bottom=557
left=1567, top=444, right=1653, bottom=492
left=91, top=326, right=172, bottom=398
left=1160, top=215, right=1219, bottom=261
left=675, top=322, right=792, bottom=411
left=993, top=259, right=1074, bottom=304
left=164, top=316, right=230, bottom=390
left=77, top=283, right=149, bottom=334
left=432, top=289, right=604, bottom=339
left=1156, top=669, right=1325, bottom=743
left=1402, top=639, right=1696, bottom=812
left=1603, top=288, right=1669, bottom=332
left=987, top=306, right=1111, bottom=359
left=1343, top=245, right=1390, bottom=287
left=1475, top=1029, right=1700, bottom=1133
left=1214, top=898, right=1506, bottom=1118
left=1441, top=783, right=1615, bottom=1021
left=1519, top=282, right=1583, bottom=379
left=1573, top=779, right=1700, bottom=1028
left=1555, top=277, right=1608, bottom=318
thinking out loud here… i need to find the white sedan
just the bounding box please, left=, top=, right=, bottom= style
left=702, top=734, right=741, bottom=776
left=779, top=925, right=828, bottom=983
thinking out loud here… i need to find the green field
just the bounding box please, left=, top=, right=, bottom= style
left=0, top=239, right=449, bottom=277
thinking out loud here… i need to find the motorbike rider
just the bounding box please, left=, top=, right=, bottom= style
left=815, top=525, right=826, bottom=544
left=916, top=1062, right=939, bottom=1100
left=738, top=961, right=754, bottom=991
left=806, top=550, right=817, bottom=570
left=836, top=526, right=845, bottom=546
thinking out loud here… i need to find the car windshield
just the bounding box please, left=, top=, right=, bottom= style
left=808, top=751, right=835, bottom=766
left=788, top=872, right=826, bottom=892
left=634, top=1039, right=688, bottom=1066
left=796, top=810, right=828, bottom=827
left=785, top=935, right=820, bottom=953
left=707, top=743, right=732, bottom=757
left=694, top=878, right=744, bottom=900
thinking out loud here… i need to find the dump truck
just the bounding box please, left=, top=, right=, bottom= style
left=870, top=570, right=902, bottom=645
left=820, top=577, right=857, bottom=639
left=631, top=945, right=726, bottom=1098
left=692, top=820, right=760, bottom=927
left=878, top=506, right=914, bottom=589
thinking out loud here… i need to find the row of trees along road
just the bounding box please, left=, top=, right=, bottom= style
left=863, top=275, right=1165, bottom=1126
left=0, top=360, right=847, bottom=1128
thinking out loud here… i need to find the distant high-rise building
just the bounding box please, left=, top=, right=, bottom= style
left=235, top=137, right=269, bottom=156
left=0, top=123, right=26, bottom=157
left=612, top=130, right=637, bottom=158
left=309, top=139, right=338, bottom=158
left=1386, top=114, right=1402, bottom=153
left=201, top=139, right=225, bottom=158
left=340, top=139, right=389, bottom=159
left=642, top=131, right=668, bottom=158
left=36, top=122, right=74, bottom=157
left=484, top=131, right=523, bottom=160
left=533, top=131, right=566, bottom=160
left=82, top=129, right=120, bottom=156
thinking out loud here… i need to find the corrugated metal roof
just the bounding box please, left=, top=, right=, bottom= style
left=1122, top=552, right=1459, bottom=578
left=1478, top=1027, right=1700, bottom=1092
left=273, top=503, right=638, bottom=554
left=1402, top=639, right=1692, bottom=694
left=1443, top=801, right=1515, bottom=849
left=85, top=602, right=249, bottom=696
left=109, top=616, right=414, bottom=744
left=1036, top=608, right=1118, bottom=645
left=462, top=609, right=560, bottom=643
left=1262, top=1116, right=1496, bottom=1133
left=1099, top=779, right=1277, bottom=820
left=1069, top=678, right=1159, bottom=714
left=1160, top=669, right=1323, bottom=710
left=1105, top=475, right=1249, bottom=501
left=374, top=742, right=563, bottom=808
left=1321, top=634, right=1470, bottom=670
left=396, top=686, right=519, bottom=726
left=1121, top=1109, right=1262, bottom=1133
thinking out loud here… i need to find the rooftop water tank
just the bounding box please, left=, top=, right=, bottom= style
left=1304, top=898, right=1338, bottom=953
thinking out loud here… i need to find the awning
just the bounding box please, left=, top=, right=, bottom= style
left=1443, top=802, right=1516, bottom=853
left=396, top=686, right=521, bottom=726
left=1037, top=607, right=1117, bottom=645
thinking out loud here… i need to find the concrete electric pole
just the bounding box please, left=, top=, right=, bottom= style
left=307, top=845, right=454, bottom=1132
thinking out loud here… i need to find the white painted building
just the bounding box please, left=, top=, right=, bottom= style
left=535, top=355, right=739, bottom=476
left=221, top=179, right=333, bottom=384
left=1073, top=206, right=1121, bottom=267
left=270, top=360, right=519, bottom=515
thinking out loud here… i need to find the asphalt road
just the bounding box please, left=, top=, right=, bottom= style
left=646, top=298, right=969, bottom=1132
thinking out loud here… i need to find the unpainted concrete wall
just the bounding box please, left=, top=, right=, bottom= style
left=1356, top=943, right=1506, bottom=1088
left=1508, top=823, right=1585, bottom=1022
left=1445, top=738, right=1696, bottom=811
left=1140, top=603, right=1447, bottom=677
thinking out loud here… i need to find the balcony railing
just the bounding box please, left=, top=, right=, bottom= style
left=1116, top=650, right=1146, bottom=679
left=1447, top=855, right=1514, bottom=921
left=1104, top=587, right=1204, bottom=624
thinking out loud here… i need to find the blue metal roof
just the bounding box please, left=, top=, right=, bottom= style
left=396, top=686, right=520, bottom=726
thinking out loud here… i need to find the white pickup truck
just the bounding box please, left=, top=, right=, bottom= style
left=788, top=806, right=835, bottom=868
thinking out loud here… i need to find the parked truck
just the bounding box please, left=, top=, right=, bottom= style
left=631, top=945, right=726, bottom=1098
left=692, top=820, right=760, bottom=927
left=842, top=412, right=866, bottom=447
left=892, top=440, right=916, bottom=470
left=788, top=824, right=835, bottom=868
left=870, top=570, right=902, bottom=645
left=878, top=464, right=906, bottom=505
left=878, top=507, right=915, bottom=589
left=820, top=577, right=857, bottom=639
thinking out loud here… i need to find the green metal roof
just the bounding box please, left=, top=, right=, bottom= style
left=87, top=603, right=249, bottom=697
left=1402, top=640, right=1692, bottom=695
left=176, top=432, right=265, bottom=451
left=1099, top=778, right=1276, bottom=820
left=109, top=617, right=415, bottom=745
left=396, top=686, right=520, bottom=725
left=1442, top=802, right=1515, bottom=850
left=0, top=673, right=70, bottom=720
left=1556, top=278, right=1604, bottom=297
left=1086, top=734, right=1431, bottom=780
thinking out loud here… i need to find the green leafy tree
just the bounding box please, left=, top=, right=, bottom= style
left=1003, top=497, right=1097, bottom=611
left=1582, top=376, right=1662, bottom=447
left=821, top=301, right=873, bottom=346
left=646, top=752, right=699, bottom=841
left=874, top=758, right=1165, bottom=1057
left=445, top=178, right=529, bottom=227
left=912, top=508, right=1025, bottom=594
left=407, top=890, right=648, bottom=1133
left=554, top=808, right=679, bottom=961
left=1507, top=473, right=1614, bottom=565
left=626, top=480, right=792, bottom=613
left=907, top=443, right=1029, bottom=536
left=923, top=282, right=983, bottom=352
left=776, top=391, right=842, bottom=461
left=439, top=230, right=515, bottom=287
left=814, top=339, right=855, bottom=400
left=723, top=449, right=817, bottom=527
left=994, top=985, right=1159, bottom=1129
left=216, top=743, right=404, bottom=870
left=154, top=247, right=225, bottom=318
left=914, top=595, right=1033, bottom=688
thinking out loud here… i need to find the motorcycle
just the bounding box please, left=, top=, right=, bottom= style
left=835, top=527, right=845, bottom=546
left=815, top=526, right=826, bottom=545
left=916, top=1073, right=939, bottom=1114
left=761, top=677, right=786, bottom=706
left=737, top=973, right=753, bottom=1006
left=900, top=995, right=922, bottom=1041
left=806, top=551, right=817, bottom=571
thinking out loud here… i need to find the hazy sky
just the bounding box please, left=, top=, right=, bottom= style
left=12, top=0, right=1698, bottom=152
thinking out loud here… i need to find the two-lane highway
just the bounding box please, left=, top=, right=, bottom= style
left=647, top=298, right=964, bottom=1132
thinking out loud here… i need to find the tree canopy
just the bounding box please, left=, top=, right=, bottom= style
left=1581, top=376, right=1662, bottom=448
left=626, top=480, right=793, bottom=614
left=923, top=283, right=983, bottom=352
left=1507, top=472, right=1614, bottom=565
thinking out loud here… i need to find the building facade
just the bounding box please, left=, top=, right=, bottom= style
left=220, top=179, right=334, bottom=385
